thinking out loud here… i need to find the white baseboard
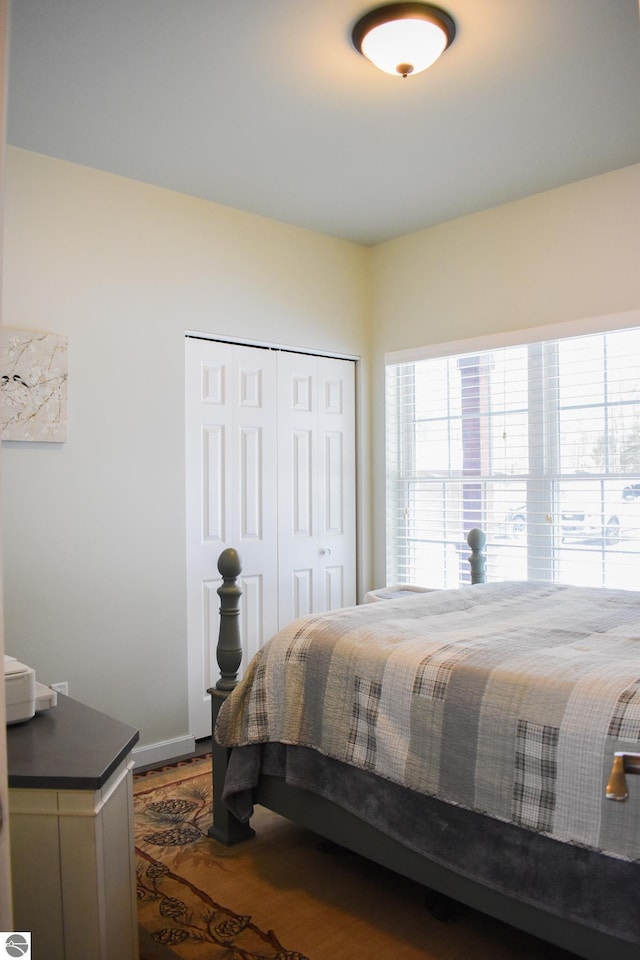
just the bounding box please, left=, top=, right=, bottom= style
left=132, top=734, right=197, bottom=768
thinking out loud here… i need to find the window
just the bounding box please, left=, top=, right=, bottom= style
left=385, top=323, right=640, bottom=589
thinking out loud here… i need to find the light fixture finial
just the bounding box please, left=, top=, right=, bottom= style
left=352, top=3, right=456, bottom=78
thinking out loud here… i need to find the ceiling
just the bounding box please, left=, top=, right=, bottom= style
left=6, top=0, right=640, bottom=246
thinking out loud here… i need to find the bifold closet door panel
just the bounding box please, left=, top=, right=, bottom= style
left=276, top=351, right=356, bottom=624
left=186, top=339, right=279, bottom=738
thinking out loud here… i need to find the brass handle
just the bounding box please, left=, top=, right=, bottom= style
left=606, top=752, right=640, bottom=801
left=606, top=754, right=628, bottom=801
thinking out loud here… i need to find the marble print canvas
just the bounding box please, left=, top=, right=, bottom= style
left=0, top=327, right=68, bottom=441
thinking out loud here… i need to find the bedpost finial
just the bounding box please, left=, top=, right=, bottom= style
left=218, top=547, right=242, bottom=581
left=467, top=528, right=486, bottom=551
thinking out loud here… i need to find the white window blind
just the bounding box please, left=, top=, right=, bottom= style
left=385, top=325, right=640, bottom=589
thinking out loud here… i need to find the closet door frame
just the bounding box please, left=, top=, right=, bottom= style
left=185, top=333, right=359, bottom=740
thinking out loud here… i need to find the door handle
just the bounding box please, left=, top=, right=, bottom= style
left=320, top=547, right=332, bottom=557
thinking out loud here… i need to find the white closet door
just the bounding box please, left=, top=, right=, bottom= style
left=186, top=339, right=279, bottom=739
left=277, top=352, right=356, bottom=623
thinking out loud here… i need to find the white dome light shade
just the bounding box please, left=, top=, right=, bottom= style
left=361, top=18, right=446, bottom=76
left=352, top=3, right=456, bottom=78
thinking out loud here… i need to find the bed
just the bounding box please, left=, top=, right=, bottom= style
left=209, top=531, right=640, bottom=960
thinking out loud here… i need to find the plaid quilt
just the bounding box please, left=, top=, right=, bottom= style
left=215, top=581, right=640, bottom=859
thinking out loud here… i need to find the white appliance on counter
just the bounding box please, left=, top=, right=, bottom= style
left=4, top=655, right=57, bottom=723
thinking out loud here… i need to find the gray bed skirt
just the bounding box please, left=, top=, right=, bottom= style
left=222, top=741, right=640, bottom=951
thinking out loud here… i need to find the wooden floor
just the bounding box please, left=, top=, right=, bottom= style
left=218, top=804, right=579, bottom=960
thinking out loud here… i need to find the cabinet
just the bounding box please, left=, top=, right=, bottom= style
left=7, top=696, right=139, bottom=960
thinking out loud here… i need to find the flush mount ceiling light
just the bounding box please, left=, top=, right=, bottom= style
left=351, top=2, right=456, bottom=78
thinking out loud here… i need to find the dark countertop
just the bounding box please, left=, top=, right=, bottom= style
left=7, top=694, right=139, bottom=790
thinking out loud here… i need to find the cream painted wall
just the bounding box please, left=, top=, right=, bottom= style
left=1, top=147, right=370, bottom=752
left=370, top=163, right=640, bottom=586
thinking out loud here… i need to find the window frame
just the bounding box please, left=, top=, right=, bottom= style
left=385, top=310, right=640, bottom=589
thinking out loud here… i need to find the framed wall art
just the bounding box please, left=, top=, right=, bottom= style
left=0, top=327, right=68, bottom=442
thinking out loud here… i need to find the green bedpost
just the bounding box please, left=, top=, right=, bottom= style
left=467, top=528, right=486, bottom=584
left=208, top=547, right=255, bottom=845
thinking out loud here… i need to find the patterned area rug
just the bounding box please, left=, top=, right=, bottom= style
left=134, top=757, right=307, bottom=959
